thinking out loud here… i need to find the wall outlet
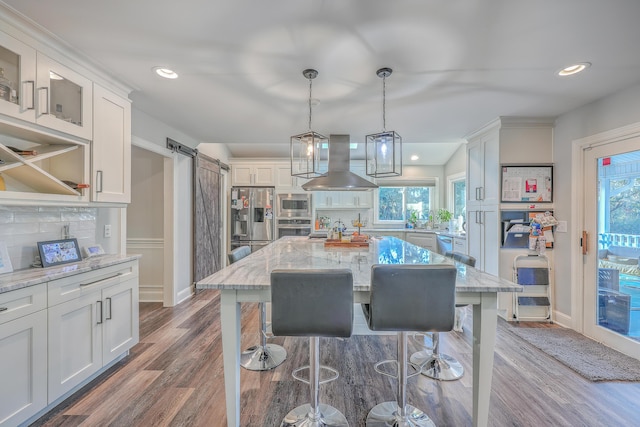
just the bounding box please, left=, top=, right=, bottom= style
left=104, top=224, right=112, bottom=238
left=556, top=221, right=568, bottom=233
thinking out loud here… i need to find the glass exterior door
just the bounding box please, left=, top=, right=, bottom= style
left=584, top=141, right=640, bottom=356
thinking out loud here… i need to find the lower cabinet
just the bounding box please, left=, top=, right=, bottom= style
left=0, top=310, right=47, bottom=426
left=47, top=262, right=139, bottom=400
left=405, top=232, right=438, bottom=252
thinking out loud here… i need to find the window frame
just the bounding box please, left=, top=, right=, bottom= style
left=373, top=182, right=437, bottom=225
left=447, top=172, right=466, bottom=220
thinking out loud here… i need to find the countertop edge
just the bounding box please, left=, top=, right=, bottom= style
left=0, top=254, right=142, bottom=294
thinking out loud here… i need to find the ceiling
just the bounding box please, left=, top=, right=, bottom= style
left=4, top=0, right=640, bottom=165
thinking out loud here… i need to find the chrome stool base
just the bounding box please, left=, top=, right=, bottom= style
left=420, top=353, right=464, bottom=381
left=409, top=349, right=432, bottom=367
left=365, top=402, right=435, bottom=427
left=240, top=343, right=286, bottom=371
left=281, top=403, right=349, bottom=427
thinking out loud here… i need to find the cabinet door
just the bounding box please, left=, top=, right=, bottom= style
left=232, top=164, right=253, bottom=186
left=275, top=165, right=294, bottom=190
left=482, top=135, right=500, bottom=205
left=48, top=292, right=102, bottom=400
left=253, top=164, right=274, bottom=186
left=92, top=84, right=131, bottom=203
left=466, top=140, right=484, bottom=209
left=467, top=209, right=483, bottom=270
left=453, top=237, right=468, bottom=255
left=102, top=278, right=139, bottom=364
left=0, top=310, right=47, bottom=426
left=481, top=208, right=499, bottom=276
left=0, top=30, right=37, bottom=122
left=36, top=53, right=93, bottom=140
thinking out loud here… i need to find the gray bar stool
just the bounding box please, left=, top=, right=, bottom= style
left=364, top=264, right=457, bottom=427
left=271, top=269, right=353, bottom=427
left=228, top=246, right=286, bottom=371
left=410, top=251, right=475, bottom=381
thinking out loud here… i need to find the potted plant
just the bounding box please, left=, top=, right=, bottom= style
left=436, top=208, right=453, bottom=230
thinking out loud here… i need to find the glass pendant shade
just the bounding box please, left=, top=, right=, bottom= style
left=291, top=68, right=326, bottom=178
left=366, top=67, right=402, bottom=178
left=291, top=130, right=328, bottom=178
left=366, top=130, right=402, bottom=177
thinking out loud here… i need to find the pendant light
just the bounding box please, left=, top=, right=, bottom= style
left=366, top=67, right=402, bottom=178
left=291, top=69, right=328, bottom=178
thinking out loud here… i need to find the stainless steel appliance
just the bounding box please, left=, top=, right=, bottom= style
left=230, top=187, right=275, bottom=252
left=276, top=218, right=312, bottom=238
left=276, top=193, right=312, bottom=218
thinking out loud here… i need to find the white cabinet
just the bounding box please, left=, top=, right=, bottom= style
left=232, top=163, right=275, bottom=186
left=405, top=232, right=438, bottom=252
left=91, top=84, right=131, bottom=203
left=0, top=30, right=37, bottom=123
left=47, top=261, right=139, bottom=400
left=275, top=163, right=309, bottom=192
left=315, top=191, right=372, bottom=209
left=466, top=131, right=499, bottom=209
left=0, top=284, right=47, bottom=427
left=35, top=53, right=93, bottom=140
left=453, top=236, right=468, bottom=254
left=467, top=208, right=499, bottom=275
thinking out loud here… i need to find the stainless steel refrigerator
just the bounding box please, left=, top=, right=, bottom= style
left=230, top=187, right=275, bottom=253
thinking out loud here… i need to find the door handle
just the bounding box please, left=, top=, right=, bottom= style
left=37, top=86, right=49, bottom=115
left=106, top=297, right=112, bottom=320
left=582, top=231, right=588, bottom=255
left=96, top=170, right=103, bottom=193
left=24, top=80, right=35, bottom=110
left=97, top=300, right=103, bottom=324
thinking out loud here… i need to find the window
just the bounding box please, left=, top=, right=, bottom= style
left=448, top=173, right=466, bottom=221
left=376, top=186, right=433, bottom=223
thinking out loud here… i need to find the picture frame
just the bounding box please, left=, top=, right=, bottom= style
left=0, top=241, right=13, bottom=274
left=501, top=164, right=553, bottom=203
left=83, top=244, right=105, bottom=258
left=37, top=238, right=82, bottom=268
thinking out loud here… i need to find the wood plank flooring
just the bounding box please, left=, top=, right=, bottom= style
left=31, top=289, right=640, bottom=427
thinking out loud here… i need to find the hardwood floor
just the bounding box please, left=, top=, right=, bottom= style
left=32, top=290, right=640, bottom=427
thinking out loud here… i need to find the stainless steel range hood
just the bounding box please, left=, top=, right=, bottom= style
left=302, top=134, right=378, bottom=191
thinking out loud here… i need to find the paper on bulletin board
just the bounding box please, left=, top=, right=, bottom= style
left=501, top=166, right=553, bottom=202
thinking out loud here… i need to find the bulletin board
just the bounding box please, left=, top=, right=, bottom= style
left=501, top=165, right=553, bottom=203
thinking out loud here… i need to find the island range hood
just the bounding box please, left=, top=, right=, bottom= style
left=302, top=134, right=378, bottom=191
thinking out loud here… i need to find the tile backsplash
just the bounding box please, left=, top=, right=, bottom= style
left=0, top=206, right=98, bottom=271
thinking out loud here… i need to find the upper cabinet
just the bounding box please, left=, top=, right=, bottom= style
left=231, top=162, right=275, bottom=186
left=0, top=33, right=92, bottom=140
left=35, top=53, right=93, bottom=140
left=0, top=30, right=36, bottom=123
left=0, top=22, right=131, bottom=205
left=91, top=84, right=131, bottom=203
left=466, top=130, right=499, bottom=209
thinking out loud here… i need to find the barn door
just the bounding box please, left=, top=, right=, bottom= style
left=193, top=154, right=222, bottom=283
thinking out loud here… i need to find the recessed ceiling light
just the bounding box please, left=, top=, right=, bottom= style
left=557, top=62, right=591, bottom=77
left=410, top=154, right=419, bottom=161
left=153, top=67, right=179, bottom=79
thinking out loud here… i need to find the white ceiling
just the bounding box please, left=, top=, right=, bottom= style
left=4, top=0, right=640, bottom=165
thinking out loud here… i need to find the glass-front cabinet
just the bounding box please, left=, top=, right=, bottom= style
left=0, top=30, right=92, bottom=140
left=0, top=30, right=36, bottom=122
left=36, top=53, right=92, bottom=140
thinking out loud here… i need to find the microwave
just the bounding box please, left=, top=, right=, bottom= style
left=276, top=193, right=312, bottom=218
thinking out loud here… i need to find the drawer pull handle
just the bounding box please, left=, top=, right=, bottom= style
left=106, top=297, right=112, bottom=320
left=0, top=307, right=7, bottom=312
left=80, top=273, right=123, bottom=287
left=97, top=300, right=103, bottom=324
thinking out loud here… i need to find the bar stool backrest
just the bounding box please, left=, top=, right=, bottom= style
left=367, top=264, right=457, bottom=332
left=228, top=246, right=251, bottom=264
left=271, top=269, right=353, bottom=338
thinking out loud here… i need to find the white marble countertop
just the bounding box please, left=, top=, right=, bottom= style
left=0, top=254, right=141, bottom=294
left=197, top=236, right=519, bottom=293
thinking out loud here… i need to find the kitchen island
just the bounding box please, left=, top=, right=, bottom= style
left=196, top=236, right=522, bottom=427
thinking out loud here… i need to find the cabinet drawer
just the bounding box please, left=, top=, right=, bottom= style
left=0, top=283, right=47, bottom=325
left=48, top=261, right=138, bottom=306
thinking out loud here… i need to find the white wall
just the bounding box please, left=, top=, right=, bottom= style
left=554, top=82, right=640, bottom=317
